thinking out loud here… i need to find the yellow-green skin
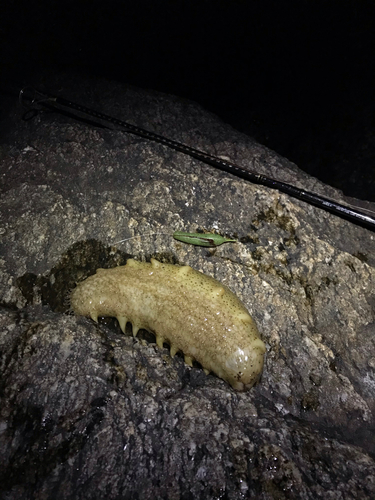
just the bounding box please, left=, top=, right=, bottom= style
left=70, top=258, right=266, bottom=390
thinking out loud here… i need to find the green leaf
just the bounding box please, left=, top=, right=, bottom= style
left=173, top=231, right=236, bottom=247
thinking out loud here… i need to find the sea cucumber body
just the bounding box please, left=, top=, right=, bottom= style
left=70, top=258, right=265, bottom=390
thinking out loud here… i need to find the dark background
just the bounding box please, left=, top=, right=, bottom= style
left=2, top=0, right=375, bottom=200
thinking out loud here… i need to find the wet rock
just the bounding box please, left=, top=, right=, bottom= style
left=0, top=73, right=375, bottom=499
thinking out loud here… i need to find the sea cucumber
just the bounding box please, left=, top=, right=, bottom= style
left=70, top=258, right=266, bottom=390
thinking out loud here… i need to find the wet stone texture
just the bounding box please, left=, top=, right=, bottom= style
left=1, top=73, right=375, bottom=499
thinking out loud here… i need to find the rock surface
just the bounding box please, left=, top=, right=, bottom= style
left=1, top=73, right=375, bottom=499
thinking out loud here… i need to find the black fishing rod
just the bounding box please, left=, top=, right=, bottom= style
left=19, top=87, right=375, bottom=231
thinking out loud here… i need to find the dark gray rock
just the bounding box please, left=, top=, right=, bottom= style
left=1, top=73, right=375, bottom=499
